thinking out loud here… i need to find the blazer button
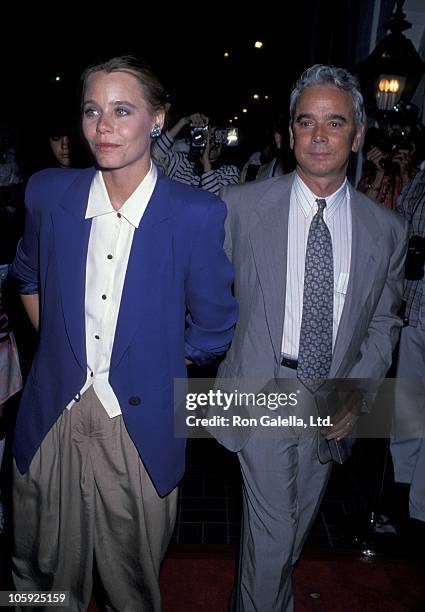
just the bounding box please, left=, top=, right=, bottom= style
left=128, top=396, right=141, bottom=406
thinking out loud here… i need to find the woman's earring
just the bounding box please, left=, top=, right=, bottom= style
left=150, top=123, right=162, bottom=138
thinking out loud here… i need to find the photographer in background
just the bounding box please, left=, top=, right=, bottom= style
left=151, top=112, right=240, bottom=195
left=357, top=119, right=419, bottom=209
left=390, top=166, right=425, bottom=541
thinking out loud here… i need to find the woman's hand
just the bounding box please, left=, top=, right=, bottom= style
left=366, top=146, right=386, bottom=174
left=392, top=148, right=413, bottom=185
left=200, top=132, right=213, bottom=172
left=187, top=113, right=208, bottom=127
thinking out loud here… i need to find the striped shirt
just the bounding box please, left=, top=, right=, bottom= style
left=281, top=173, right=352, bottom=359
left=152, top=132, right=240, bottom=196
left=396, top=170, right=425, bottom=328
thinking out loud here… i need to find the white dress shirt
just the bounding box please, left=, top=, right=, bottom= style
left=281, top=173, right=352, bottom=359
left=66, top=162, right=158, bottom=416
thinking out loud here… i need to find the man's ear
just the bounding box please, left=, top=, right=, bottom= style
left=352, top=124, right=364, bottom=153
left=289, top=124, right=294, bottom=150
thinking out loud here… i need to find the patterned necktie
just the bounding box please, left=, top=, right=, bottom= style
left=297, top=198, right=333, bottom=392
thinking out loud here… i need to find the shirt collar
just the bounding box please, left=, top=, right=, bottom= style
left=85, top=162, right=158, bottom=228
left=293, top=172, right=347, bottom=219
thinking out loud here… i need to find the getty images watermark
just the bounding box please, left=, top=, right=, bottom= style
left=174, top=377, right=425, bottom=440
left=173, top=378, right=336, bottom=439
left=184, top=388, right=331, bottom=429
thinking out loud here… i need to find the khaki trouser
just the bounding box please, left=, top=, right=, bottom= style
left=13, top=386, right=177, bottom=612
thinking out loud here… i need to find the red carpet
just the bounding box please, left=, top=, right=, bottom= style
left=157, top=549, right=425, bottom=612
left=3, top=543, right=423, bottom=611
left=160, top=549, right=234, bottom=611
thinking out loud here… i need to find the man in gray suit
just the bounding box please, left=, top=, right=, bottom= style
left=218, top=65, right=408, bottom=611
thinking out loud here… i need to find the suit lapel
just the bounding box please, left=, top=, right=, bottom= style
left=51, top=168, right=96, bottom=370
left=249, top=175, right=293, bottom=362
left=330, top=186, right=381, bottom=376
left=110, top=176, right=171, bottom=369
left=245, top=175, right=382, bottom=376
left=51, top=170, right=171, bottom=373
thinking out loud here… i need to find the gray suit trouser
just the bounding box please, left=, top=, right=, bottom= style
left=232, top=366, right=332, bottom=612
left=390, top=324, right=425, bottom=522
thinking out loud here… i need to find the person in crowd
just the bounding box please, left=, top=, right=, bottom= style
left=0, top=125, right=25, bottom=264
left=151, top=112, right=240, bottom=195
left=44, top=116, right=91, bottom=170
left=48, top=127, right=72, bottom=168
left=390, top=166, right=425, bottom=535
left=357, top=122, right=419, bottom=208
left=0, top=271, right=23, bottom=535
left=25, top=113, right=91, bottom=175
left=240, top=115, right=295, bottom=182
left=10, top=55, right=237, bottom=611
left=0, top=125, right=24, bottom=534
left=215, top=64, right=408, bottom=611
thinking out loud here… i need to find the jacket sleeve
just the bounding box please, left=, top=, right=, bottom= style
left=9, top=180, right=39, bottom=294
left=347, top=218, right=408, bottom=380
left=184, top=198, right=238, bottom=365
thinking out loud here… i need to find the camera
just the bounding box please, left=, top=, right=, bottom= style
left=212, top=127, right=238, bottom=147
left=405, top=235, right=425, bottom=280
left=190, top=125, right=209, bottom=149
left=190, top=125, right=239, bottom=150
left=364, top=127, right=411, bottom=175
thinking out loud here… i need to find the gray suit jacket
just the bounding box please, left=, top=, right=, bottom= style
left=217, top=172, right=409, bottom=451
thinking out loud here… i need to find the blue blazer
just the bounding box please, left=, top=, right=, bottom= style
left=11, top=167, right=237, bottom=496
